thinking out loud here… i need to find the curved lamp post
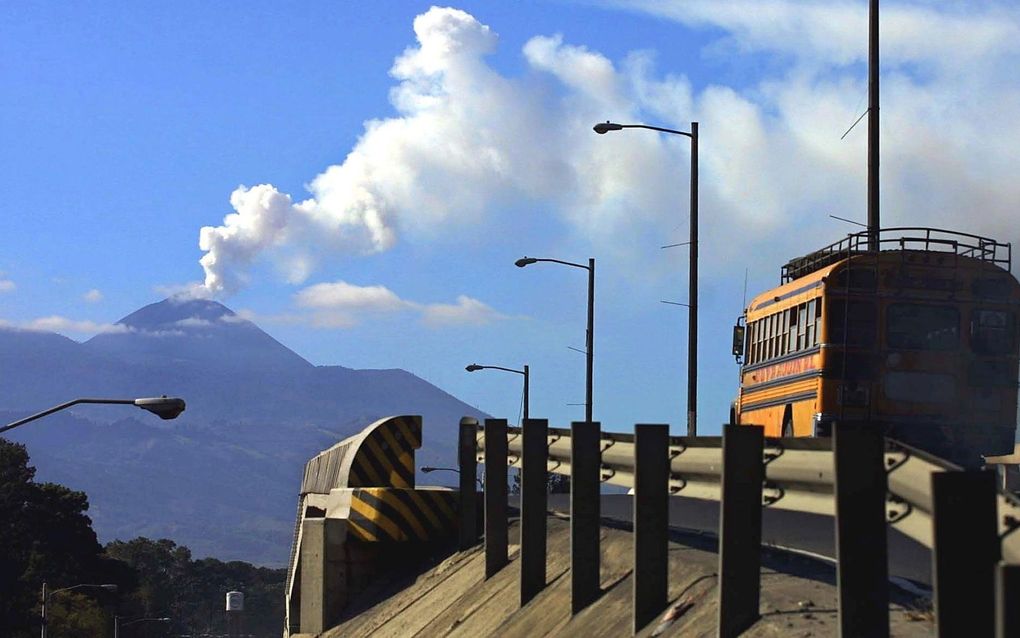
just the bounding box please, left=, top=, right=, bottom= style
left=114, top=615, right=170, bottom=638
left=465, top=364, right=529, bottom=423
left=421, top=465, right=483, bottom=488
left=2, top=396, right=186, bottom=435
left=594, top=120, right=699, bottom=436
left=41, top=583, right=117, bottom=638
left=515, top=256, right=595, bottom=424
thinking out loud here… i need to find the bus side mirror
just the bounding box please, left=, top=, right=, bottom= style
left=732, top=323, right=746, bottom=361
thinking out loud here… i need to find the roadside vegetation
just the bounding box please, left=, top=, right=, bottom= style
left=1, top=438, right=285, bottom=637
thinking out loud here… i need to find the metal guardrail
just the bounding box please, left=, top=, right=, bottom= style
left=463, top=418, right=1020, bottom=636
left=477, top=426, right=1020, bottom=563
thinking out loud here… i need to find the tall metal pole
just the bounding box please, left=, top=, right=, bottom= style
left=688, top=122, right=699, bottom=437
left=40, top=582, right=47, bottom=638
left=867, top=0, right=880, bottom=251
left=586, top=258, right=595, bottom=424
left=522, top=365, right=530, bottom=422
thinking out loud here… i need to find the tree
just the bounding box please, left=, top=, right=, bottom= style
left=0, top=438, right=117, bottom=637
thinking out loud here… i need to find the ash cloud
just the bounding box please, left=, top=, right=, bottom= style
left=195, top=3, right=1020, bottom=296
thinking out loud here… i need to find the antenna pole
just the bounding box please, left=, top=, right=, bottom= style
left=867, top=0, right=880, bottom=251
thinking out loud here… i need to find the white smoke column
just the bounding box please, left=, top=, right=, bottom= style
left=196, top=7, right=665, bottom=296
left=196, top=3, right=1020, bottom=296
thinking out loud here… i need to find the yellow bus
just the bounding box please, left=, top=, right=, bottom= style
left=732, top=228, right=1020, bottom=466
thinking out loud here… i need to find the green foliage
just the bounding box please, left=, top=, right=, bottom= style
left=106, top=537, right=286, bottom=636
left=1, top=438, right=286, bottom=637
left=0, top=437, right=114, bottom=637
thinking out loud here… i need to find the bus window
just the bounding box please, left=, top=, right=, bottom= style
left=797, top=304, right=807, bottom=349
left=828, top=300, right=876, bottom=346
left=887, top=304, right=959, bottom=350
left=788, top=308, right=798, bottom=352
left=971, top=309, right=1014, bottom=354
left=779, top=310, right=789, bottom=356
left=806, top=299, right=817, bottom=347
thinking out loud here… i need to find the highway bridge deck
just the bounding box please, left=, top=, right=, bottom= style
left=313, top=513, right=933, bottom=637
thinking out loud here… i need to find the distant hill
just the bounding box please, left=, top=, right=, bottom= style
left=0, top=297, right=486, bottom=564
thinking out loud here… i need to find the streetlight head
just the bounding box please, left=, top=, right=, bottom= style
left=593, top=121, right=623, bottom=134
left=515, top=257, right=538, bottom=268
left=465, top=364, right=482, bottom=372
left=420, top=466, right=436, bottom=473
left=101, top=584, right=118, bottom=592
left=133, top=396, right=186, bottom=420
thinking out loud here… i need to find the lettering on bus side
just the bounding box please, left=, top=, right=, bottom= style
left=744, top=353, right=820, bottom=387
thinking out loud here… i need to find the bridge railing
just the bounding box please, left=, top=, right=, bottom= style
left=457, top=417, right=1020, bottom=637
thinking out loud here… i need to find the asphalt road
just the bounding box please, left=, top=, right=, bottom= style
left=542, top=493, right=932, bottom=587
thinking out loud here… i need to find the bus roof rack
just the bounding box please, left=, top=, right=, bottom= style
left=781, top=227, right=1012, bottom=283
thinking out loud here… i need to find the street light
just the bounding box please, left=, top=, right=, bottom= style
left=594, top=119, right=699, bottom=436
left=2, top=396, right=187, bottom=435
left=40, top=582, right=117, bottom=638
left=465, top=364, right=530, bottom=422
left=515, top=256, right=595, bottom=424
left=115, top=615, right=170, bottom=638
left=421, top=465, right=483, bottom=488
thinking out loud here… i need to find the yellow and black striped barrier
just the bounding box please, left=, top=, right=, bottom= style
left=286, top=415, right=468, bottom=634
left=293, top=414, right=458, bottom=547
left=345, top=487, right=457, bottom=543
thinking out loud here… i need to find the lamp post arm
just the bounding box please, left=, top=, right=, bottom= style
left=618, top=123, right=693, bottom=138
left=2, top=399, right=134, bottom=435
left=472, top=365, right=526, bottom=376
left=530, top=257, right=590, bottom=271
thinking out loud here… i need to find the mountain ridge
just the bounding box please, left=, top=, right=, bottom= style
left=0, top=297, right=486, bottom=564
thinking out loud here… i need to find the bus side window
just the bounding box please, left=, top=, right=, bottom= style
left=806, top=299, right=816, bottom=347
left=780, top=309, right=789, bottom=357
left=751, top=320, right=758, bottom=364
left=788, top=307, right=798, bottom=353
left=798, top=304, right=807, bottom=350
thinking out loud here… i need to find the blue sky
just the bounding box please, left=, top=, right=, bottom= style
left=2, top=1, right=1018, bottom=435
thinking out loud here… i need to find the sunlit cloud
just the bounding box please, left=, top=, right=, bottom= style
left=191, top=2, right=1020, bottom=297
left=288, top=280, right=505, bottom=328
left=83, top=288, right=103, bottom=303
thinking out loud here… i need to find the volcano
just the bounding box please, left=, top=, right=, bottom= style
left=0, top=297, right=485, bottom=564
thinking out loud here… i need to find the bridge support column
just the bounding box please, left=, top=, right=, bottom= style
left=520, top=418, right=548, bottom=605
left=484, top=419, right=509, bottom=578
left=834, top=422, right=888, bottom=637
left=932, top=470, right=998, bottom=637
left=997, top=562, right=1020, bottom=638
left=571, top=421, right=601, bottom=614
left=458, top=417, right=479, bottom=550
left=298, top=517, right=347, bottom=634
left=633, top=423, right=669, bottom=634
left=718, top=423, right=764, bottom=638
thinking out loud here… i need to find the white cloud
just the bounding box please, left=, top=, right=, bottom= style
left=175, top=317, right=213, bottom=327
left=24, top=316, right=131, bottom=336
left=289, top=280, right=504, bottom=328
left=295, top=281, right=411, bottom=313
left=83, top=288, right=103, bottom=303
left=421, top=295, right=507, bottom=327
left=193, top=3, right=1020, bottom=294
left=0, top=279, right=14, bottom=293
